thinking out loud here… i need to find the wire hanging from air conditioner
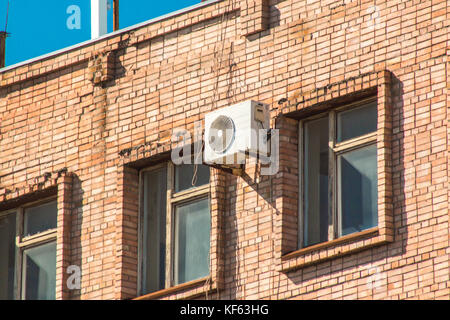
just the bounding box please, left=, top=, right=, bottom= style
left=191, top=139, right=205, bottom=187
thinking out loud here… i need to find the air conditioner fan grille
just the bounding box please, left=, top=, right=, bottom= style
left=208, top=115, right=235, bottom=154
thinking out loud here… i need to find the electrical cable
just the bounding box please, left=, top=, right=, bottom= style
left=204, top=0, right=234, bottom=300
left=191, top=139, right=204, bottom=187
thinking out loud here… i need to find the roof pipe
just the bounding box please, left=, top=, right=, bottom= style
left=91, top=0, right=108, bottom=39
left=113, top=0, right=119, bottom=31
left=0, top=32, right=6, bottom=68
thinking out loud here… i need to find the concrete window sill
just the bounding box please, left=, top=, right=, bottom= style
left=133, top=276, right=218, bottom=300
left=279, top=227, right=392, bottom=272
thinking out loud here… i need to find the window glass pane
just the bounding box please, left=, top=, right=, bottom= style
left=303, top=117, right=329, bottom=247
left=175, top=164, right=210, bottom=193
left=0, top=213, right=16, bottom=300
left=337, top=102, right=377, bottom=142
left=22, top=242, right=56, bottom=300
left=174, top=198, right=210, bottom=285
left=142, top=167, right=167, bottom=294
left=23, top=201, right=57, bottom=237
left=338, top=144, right=378, bottom=236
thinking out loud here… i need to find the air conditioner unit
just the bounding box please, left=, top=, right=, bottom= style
left=204, top=100, right=270, bottom=165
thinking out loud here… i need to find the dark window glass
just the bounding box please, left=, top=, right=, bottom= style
left=174, top=198, right=210, bottom=285
left=23, top=201, right=57, bottom=237
left=338, top=144, right=378, bottom=236
left=142, top=167, right=167, bottom=294
left=337, top=102, right=377, bottom=142
left=303, top=117, right=329, bottom=247
left=22, top=241, right=56, bottom=300
left=174, top=164, right=210, bottom=193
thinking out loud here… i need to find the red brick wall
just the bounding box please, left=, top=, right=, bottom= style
left=0, top=0, right=448, bottom=299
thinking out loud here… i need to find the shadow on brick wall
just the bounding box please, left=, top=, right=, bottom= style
left=223, top=172, right=244, bottom=299
left=246, top=3, right=281, bottom=42
left=0, top=62, right=88, bottom=97
left=0, top=86, right=7, bottom=99
left=68, top=174, right=84, bottom=300
left=223, top=168, right=279, bottom=299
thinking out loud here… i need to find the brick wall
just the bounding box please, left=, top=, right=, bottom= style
left=0, top=0, right=448, bottom=300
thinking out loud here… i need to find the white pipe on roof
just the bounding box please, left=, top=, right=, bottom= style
left=91, top=0, right=108, bottom=39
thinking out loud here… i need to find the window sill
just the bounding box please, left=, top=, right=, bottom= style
left=279, top=228, right=391, bottom=272
left=133, top=276, right=217, bottom=300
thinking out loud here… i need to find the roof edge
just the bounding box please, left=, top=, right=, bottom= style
left=0, top=0, right=223, bottom=74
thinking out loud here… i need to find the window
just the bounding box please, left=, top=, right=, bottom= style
left=300, top=100, right=378, bottom=248
left=140, top=162, right=211, bottom=295
left=0, top=199, right=57, bottom=300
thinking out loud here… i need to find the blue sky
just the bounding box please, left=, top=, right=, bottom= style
left=0, top=0, right=200, bottom=67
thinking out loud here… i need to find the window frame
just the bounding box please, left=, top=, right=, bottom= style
left=0, top=196, right=58, bottom=300
left=172, top=194, right=210, bottom=286
left=298, top=97, right=378, bottom=249
left=278, top=71, right=394, bottom=273
left=138, top=161, right=211, bottom=296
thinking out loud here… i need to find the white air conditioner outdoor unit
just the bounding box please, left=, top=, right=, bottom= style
left=204, top=100, right=270, bottom=165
